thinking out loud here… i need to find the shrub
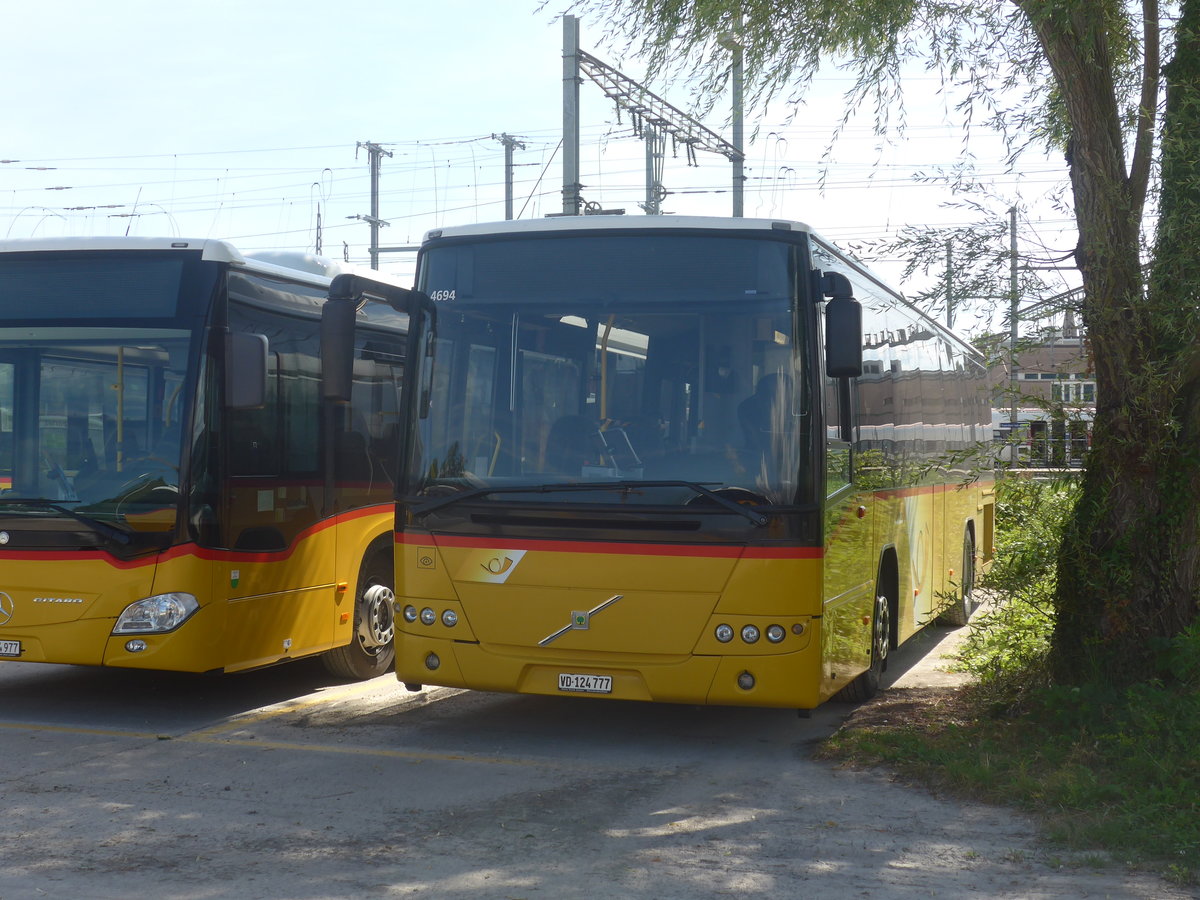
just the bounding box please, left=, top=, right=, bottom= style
left=959, top=475, right=1079, bottom=699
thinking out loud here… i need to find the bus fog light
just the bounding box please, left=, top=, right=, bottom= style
left=740, top=624, right=760, bottom=644
left=125, top=639, right=148, bottom=653
left=425, top=652, right=441, bottom=671
left=715, top=624, right=734, bottom=643
left=766, top=624, right=786, bottom=643
left=737, top=671, right=756, bottom=690
left=420, top=607, right=436, bottom=626
left=441, top=609, right=458, bottom=627
left=113, top=593, right=198, bottom=634
left=403, top=605, right=418, bottom=623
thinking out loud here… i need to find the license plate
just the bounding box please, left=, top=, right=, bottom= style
left=558, top=672, right=612, bottom=694
left=0, top=640, right=21, bottom=658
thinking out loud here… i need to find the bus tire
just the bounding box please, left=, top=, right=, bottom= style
left=938, top=528, right=977, bottom=627
left=322, top=551, right=396, bottom=680
left=834, top=593, right=890, bottom=703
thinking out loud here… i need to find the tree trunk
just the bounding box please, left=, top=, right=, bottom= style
left=1017, top=0, right=1200, bottom=682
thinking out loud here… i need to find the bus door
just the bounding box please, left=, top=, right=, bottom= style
left=220, top=314, right=330, bottom=671
left=820, top=369, right=876, bottom=689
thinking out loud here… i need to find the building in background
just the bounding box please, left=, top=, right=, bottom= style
left=989, top=308, right=1094, bottom=467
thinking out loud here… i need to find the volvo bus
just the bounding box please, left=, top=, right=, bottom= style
left=388, top=216, right=994, bottom=710
left=0, top=237, right=409, bottom=679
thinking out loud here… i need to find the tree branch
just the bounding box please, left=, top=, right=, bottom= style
left=1128, top=0, right=1160, bottom=218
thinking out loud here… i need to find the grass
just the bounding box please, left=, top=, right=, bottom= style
left=818, top=476, right=1200, bottom=886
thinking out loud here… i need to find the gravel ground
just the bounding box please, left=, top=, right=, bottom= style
left=0, top=622, right=1192, bottom=900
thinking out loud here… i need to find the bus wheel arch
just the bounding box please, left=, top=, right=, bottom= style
left=322, top=537, right=396, bottom=680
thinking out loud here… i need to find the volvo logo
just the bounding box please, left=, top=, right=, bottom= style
left=539, top=594, right=623, bottom=647
left=0, top=592, right=12, bottom=626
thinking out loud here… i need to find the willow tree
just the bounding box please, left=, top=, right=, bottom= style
left=567, top=0, right=1197, bottom=682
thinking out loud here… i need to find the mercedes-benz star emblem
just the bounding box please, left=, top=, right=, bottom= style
left=0, top=531, right=10, bottom=545
left=0, top=592, right=13, bottom=626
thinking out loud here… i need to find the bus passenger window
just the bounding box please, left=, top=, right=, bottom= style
left=826, top=446, right=851, bottom=495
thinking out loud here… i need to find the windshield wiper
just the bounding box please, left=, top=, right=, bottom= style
left=609, top=480, right=769, bottom=526
left=409, top=483, right=576, bottom=517
left=409, top=480, right=768, bottom=526
left=0, top=498, right=133, bottom=545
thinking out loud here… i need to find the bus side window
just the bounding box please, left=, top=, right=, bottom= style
left=824, top=374, right=851, bottom=494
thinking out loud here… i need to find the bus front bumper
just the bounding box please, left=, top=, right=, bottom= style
left=395, top=631, right=825, bottom=710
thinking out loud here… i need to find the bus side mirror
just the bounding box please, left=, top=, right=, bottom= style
left=821, top=271, right=863, bottom=378
left=321, top=296, right=358, bottom=403
left=226, top=332, right=268, bottom=409
left=825, top=298, right=863, bottom=378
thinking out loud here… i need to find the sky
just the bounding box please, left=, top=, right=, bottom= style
left=1, top=0, right=1081, bottom=335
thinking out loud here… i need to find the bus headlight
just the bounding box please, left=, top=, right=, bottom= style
left=766, top=624, right=786, bottom=643
left=441, top=609, right=458, bottom=627
left=715, top=624, right=735, bottom=643
left=740, top=624, right=760, bottom=644
left=420, top=607, right=437, bottom=626
left=403, top=605, right=419, bottom=623
left=113, top=593, right=199, bottom=634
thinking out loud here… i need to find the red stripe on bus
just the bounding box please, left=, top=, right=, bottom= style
left=0, top=504, right=394, bottom=569
left=869, top=476, right=997, bottom=502
left=396, top=531, right=823, bottom=560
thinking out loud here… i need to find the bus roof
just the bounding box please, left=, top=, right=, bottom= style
left=0, top=236, right=411, bottom=291
left=422, top=215, right=817, bottom=242
left=420, top=215, right=982, bottom=360
left=0, top=236, right=246, bottom=262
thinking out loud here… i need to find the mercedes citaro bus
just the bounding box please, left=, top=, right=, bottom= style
left=0, top=237, right=411, bottom=678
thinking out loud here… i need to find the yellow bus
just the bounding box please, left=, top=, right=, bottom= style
left=0, top=237, right=410, bottom=678
left=390, top=216, right=995, bottom=709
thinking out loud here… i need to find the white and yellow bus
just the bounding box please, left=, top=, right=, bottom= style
left=389, top=216, right=995, bottom=709
left=0, top=237, right=410, bottom=678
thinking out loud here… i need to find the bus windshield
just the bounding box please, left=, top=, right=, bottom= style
left=0, top=327, right=193, bottom=532
left=410, top=233, right=809, bottom=509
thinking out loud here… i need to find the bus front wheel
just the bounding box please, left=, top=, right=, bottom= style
left=322, top=554, right=396, bottom=680
left=834, top=593, right=890, bottom=703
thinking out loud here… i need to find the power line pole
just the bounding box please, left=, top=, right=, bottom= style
left=354, top=141, right=392, bottom=270
left=1009, top=206, right=1019, bottom=424
left=492, top=133, right=526, bottom=220
left=719, top=25, right=745, bottom=217
left=641, top=126, right=666, bottom=215
left=945, top=238, right=954, bottom=328
left=562, top=15, right=582, bottom=216
left=565, top=16, right=742, bottom=216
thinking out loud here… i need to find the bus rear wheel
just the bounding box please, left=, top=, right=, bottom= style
left=322, top=556, right=396, bottom=680
left=938, top=530, right=977, bottom=626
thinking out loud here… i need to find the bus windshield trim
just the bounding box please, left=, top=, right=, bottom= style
left=0, top=498, right=134, bottom=545
left=410, top=479, right=769, bottom=525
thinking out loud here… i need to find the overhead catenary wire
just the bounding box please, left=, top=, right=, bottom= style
left=3, top=123, right=1083, bottom=312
